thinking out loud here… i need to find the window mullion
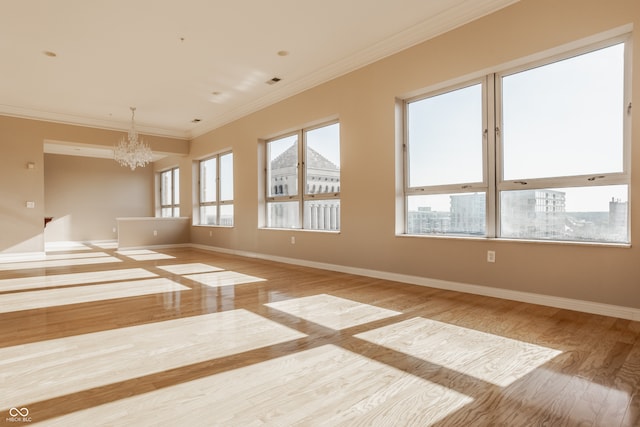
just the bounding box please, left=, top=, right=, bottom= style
left=499, top=173, right=628, bottom=191
left=407, top=183, right=486, bottom=195
left=173, top=168, right=179, bottom=212
left=486, top=73, right=497, bottom=238
left=299, top=130, right=305, bottom=227
left=170, top=169, right=175, bottom=208
left=216, top=154, right=221, bottom=225
left=623, top=38, right=633, bottom=177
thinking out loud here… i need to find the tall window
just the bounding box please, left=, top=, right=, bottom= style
left=265, top=121, right=340, bottom=230
left=406, top=82, right=487, bottom=236
left=404, top=37, right=630, bottom=244
left=199, top=152, right=234, bottom=226
left=159, top=167, right=179, bottom=217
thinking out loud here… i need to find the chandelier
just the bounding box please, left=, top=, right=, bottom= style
left=114, top=107, right=152, bottom=170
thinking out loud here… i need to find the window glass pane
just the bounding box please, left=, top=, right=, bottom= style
left=267, top=201, right=300, bottom=228
left=200, top=158, right=217, bottom=203
left=407, top=193, right=486, bottom=235
left=268, top=135, right=298, bottom=197
left=304, top=200, right=340, bottom=231
left=305, top=123, right=340, bottom=195
left=160, top=170, right=172, bottom=206
left=200, top=205, right=217, bottom=225
left=161, top=207, right=172, bottom=218
left=500, top=185, right=628, bottom=243
left=220, top=204, right=234, bottom=226
left=502, top=43, right=625, bottom=180
left=407, top=84, right=483, bottom=187
left=220, top=152, right=234, bottom=201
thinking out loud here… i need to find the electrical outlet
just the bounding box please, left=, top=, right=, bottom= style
left=487, top=250, right=496, bottom=263
left=209, top=230, right=212, bottom=237
left=153, top=230, right=158, bottom=237
left=291, top=236, right=295, bottom=244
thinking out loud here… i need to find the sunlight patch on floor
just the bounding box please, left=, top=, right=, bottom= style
left=185, top=271, right=267, bottom=288
left=44, top=242, right=91, bottom=252
left=265, top=294, right=401, bottom=330
left=0, top=251, right=111, bottom=264
left=44, top=344, right=472, bottom=426
left=0, top=255, right=122, bottom=271
left=0, top=309, right=306, bottom=410
left=116, top=250, right=176, bottom=261
left=43, top=252, right=113, bottom=260
left=355, top=317, right=562, bottom=387
left=157, top=263, right=223, bottom=275
left=0, top=268, right=157, bottom=292
left=92, top=241, right=119, bottom=249
left=0, top=278, right=188, bottom=314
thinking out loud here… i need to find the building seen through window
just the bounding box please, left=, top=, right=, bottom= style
left=266, top=122, right=340, bottom=230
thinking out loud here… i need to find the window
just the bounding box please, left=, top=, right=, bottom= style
left=405, top=82, right=487, bottom=236
left=265, top=122, right=340, bottom=230
left=159, top=167, right=179, bottom=217
left=404, top=37, right=630, bottom=243
left=199, top=152, right=233, bottom=226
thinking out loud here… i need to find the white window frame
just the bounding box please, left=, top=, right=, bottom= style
left=404, top=78, right=491, bottom=237
left=265, top=120, right=340, bottom=231
left=159, top=167, right=179, bottom=218
left=402, top=33, right=632, bottom=244
left=198, top=151, right=234, bottom=226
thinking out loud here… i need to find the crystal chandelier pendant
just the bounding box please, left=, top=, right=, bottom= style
left=114, top=107, right=153, bottom=170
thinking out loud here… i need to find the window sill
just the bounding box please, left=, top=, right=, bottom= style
left=396, top=233, right=631, bottom=249
left=259, top=227, right=340, bottom=235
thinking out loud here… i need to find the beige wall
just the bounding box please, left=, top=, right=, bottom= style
left=1, top=0, right=638, bottom=310
left=44, top=154, right=154, bottom=242
left=0, top=116, right=45, bottom=253
left=187, top=0, right=640, bottom=308
left=0, top=115, right=188, bottom=253
left=117, top=217, right=190, bottom=249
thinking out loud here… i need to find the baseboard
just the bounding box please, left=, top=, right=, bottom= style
left=117, top=243, right=192, bottom=251
left=190, top=243, right=640, bottom=321
left=11, top=241, right=635, bottom=321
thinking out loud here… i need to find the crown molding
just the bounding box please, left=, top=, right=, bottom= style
left=0, top=104, right=190, bottom=140
left=189, top=0, right=520, bottom=139
left=1, top=0, right=518, bottom=141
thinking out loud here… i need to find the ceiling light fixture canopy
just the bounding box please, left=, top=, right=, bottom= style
left=114, top=107, right=152, bottom=170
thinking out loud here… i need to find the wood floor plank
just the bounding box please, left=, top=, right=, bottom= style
left=0, top=245, right=638, bottom=425
left=0, top=309, right=305, bottom=410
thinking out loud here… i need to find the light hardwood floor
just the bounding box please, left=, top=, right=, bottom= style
left=0, top=244, right=639, bottom=426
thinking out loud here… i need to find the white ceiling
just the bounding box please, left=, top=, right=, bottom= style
left=1, top=0, right=517, bottom=141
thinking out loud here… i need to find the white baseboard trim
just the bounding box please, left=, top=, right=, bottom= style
left=191, top=243, right=640, bottom=321
left=117, top=243, right=192, bottom=251
left=12, top=241, right=634, bottom=321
